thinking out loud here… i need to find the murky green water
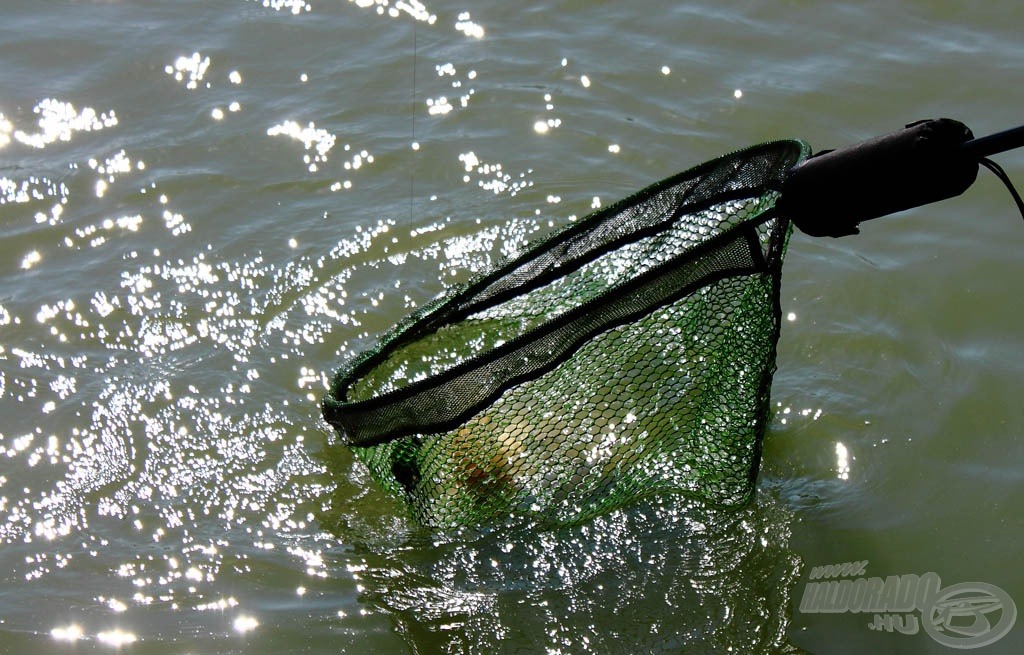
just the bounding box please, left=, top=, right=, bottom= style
left=2, top=1, right=1022, bottom=653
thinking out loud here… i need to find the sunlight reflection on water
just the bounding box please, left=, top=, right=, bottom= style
left=0, top=1, right=817, bottom=649
left=0, top=0, right=1019, bottom=652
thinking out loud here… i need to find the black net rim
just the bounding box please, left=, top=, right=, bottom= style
left=323, top=139, right=810, bottom=446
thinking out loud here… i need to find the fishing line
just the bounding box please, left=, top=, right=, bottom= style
left=961, top=123, right=1024, bottom=222
left=409, top=18, right=418, bottom=223
left=979, top=157, right=1024, bottom=221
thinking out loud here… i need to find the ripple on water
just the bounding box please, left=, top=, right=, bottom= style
left=329, top=493, right=803, bottom=653
left=0, top=0, right=846, bottom=651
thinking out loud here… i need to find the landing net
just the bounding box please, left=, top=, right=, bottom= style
left=323, top=140, right=809, bottom=528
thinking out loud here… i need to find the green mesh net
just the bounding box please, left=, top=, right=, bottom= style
left=322, top=140, right=809, bottom=528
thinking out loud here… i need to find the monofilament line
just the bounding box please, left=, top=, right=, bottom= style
left=409, top=19, right=418, bottom=223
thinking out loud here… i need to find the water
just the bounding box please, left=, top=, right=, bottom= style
left=1, top=1, right=1022, bottom=652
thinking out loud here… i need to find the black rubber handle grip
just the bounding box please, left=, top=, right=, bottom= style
left=779, top=118, right=979, bottom=237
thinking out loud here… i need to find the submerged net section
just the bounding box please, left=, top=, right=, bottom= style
left=323, top=140, right=809, bottom=528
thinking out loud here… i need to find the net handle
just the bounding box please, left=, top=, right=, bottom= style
left=780, top=118, right=1024, bottom=237
left=961, top=124, right=1024, bottom=159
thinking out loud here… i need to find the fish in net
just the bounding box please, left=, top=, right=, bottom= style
left=322, top=140, right=808, bottom=528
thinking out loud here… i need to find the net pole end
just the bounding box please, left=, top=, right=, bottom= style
left=779, top=118, right=978, bottom=237
left=961, top=124, right=1024, bottom=160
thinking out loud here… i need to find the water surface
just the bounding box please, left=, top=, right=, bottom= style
left=1, top=1, right=1023, bottom=653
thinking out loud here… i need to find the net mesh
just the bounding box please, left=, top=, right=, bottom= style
left=323, top=140, right=809, bottom=528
